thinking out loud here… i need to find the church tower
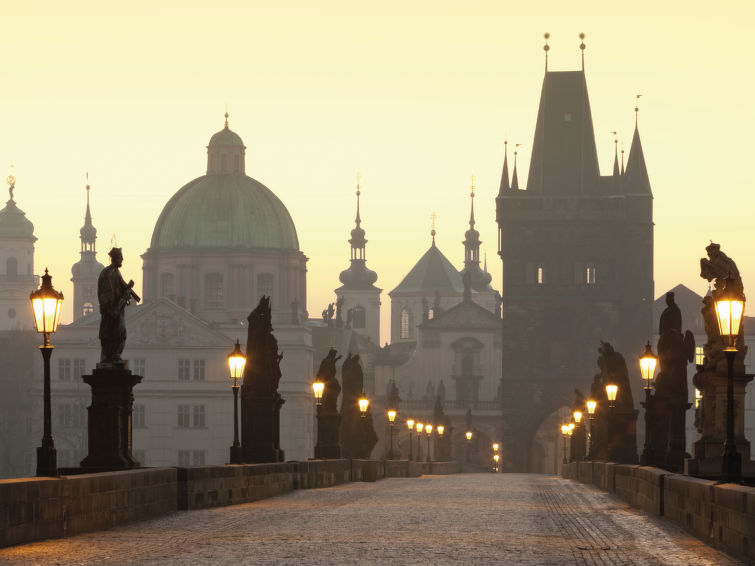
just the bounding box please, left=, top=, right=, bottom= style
left=71, top=178, right=104, bottom=320
left=460, top=180, right=493, bottom=293
left=496, top=36, right=653, bottom=472
left=335, top=176, right=381, bottom=344
left=0, top=174, right=38, bottom=330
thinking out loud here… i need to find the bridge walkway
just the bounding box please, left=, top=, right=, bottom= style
left=0, top=473, right=745, bottom=565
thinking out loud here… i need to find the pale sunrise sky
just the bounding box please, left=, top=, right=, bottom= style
left=3, top=1, right=754, bottom=342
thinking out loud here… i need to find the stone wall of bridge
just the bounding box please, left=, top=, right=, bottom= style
left=562, top=461, right=755, bottom=563
left=1, top=459, right=460, bottom=548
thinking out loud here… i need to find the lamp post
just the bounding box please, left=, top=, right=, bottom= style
left=465, top=430, right=473, bottom=464
left=638, top=342, right=658, bottom=466
left=436, top=425, right=445, bottom=462
left=406, top=418, right=415, bottom=461
left=358, top=393, right=369, bottom=418
left=605, top=384, right=618, bottom=461
left=586, top=399, right=596, bottom=459
left=572, top=409, right=584, bottom=462
left=415, top=422, right=423, bottom=461
left=387, top=409, right=397, bottom=459
left=228, top=339, right=246, bottom=464
left=715, top=275, right=745, bottom=483
left=493, top=453, right=500, bottom=472
left=560, top=424, right=569, bottom=465
left=425, top=423, right=433, bottom=463
left=30, top=269, right=64, bottom=477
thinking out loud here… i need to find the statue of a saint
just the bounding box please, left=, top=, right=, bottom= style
left=98, top=248, right=140, bottom=363
left=655, top=292, right=694, bottom=401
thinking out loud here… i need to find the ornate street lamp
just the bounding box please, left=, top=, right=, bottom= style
left=312, top=378, right=324, bottom=406
left=586, top=399, right=597, bottom=460
left=715, top=274, right=745, bottom=483
left=425, top=423, right=433, bottom=463
left=358, top=393, right=369, bottom=418
left=638, top=342, right=658, bottom=466
left=406, top=418, right=415, bottom=461
left=605, top=384, right=618, bottom=408
left=228, top=339, right=246, bottom=464
left=387, top=409, right=397, bottom=459
left=437, top=424, right=445, bottom=437
left=465, top=430, right=473, bottom=441
left=573, top=410, right=582, bottom=424
left=492, top=442, right=500, bottom=452
left=30, top=269, right=63, bottom=477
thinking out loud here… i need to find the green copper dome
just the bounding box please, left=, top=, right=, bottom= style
left=150, top=173, right=299, bottom=251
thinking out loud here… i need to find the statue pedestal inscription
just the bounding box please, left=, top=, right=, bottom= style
left=80, top=364, right=142, bottom=470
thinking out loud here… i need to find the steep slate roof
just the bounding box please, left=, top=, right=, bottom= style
left=526, top=71, right=600, bottom=195
left=624, top=125, right=652, bottom=195
left=389, top=243, right=464, bottom=295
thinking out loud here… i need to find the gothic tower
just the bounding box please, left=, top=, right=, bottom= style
left=71, top=179, right=104, bottom=320
left=496, top=40, right=653, bottom=472
left=335, top=177, right=381, bottom=344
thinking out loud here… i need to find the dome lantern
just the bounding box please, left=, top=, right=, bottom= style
left=207, top=111, right=246, bottom=175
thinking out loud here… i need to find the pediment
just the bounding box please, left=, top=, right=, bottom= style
left=125, top=299, right=232, bottom=348
left=420, top=299, right=501, bottom=331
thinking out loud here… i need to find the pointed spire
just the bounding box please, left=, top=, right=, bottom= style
left=511, top=144, right=521, bottom=190
left=224, top=105, right=229, bottom=129
left=624, top=106, right=651, bottom=194
left=543, top=33, right=550, bottom=72
left=355, top=172, right=362, bottom=226
left=498, top=141, right=510, bottom=194
left=621, top=142, right=625, bottom=176
left=430, top=212, right=437, bottom=246
left=579, top=33, right=586, bottom=71
left=612, top=132, right=620, bottom=177
left=468, top=175, right=476, bottom=227
left=85, top=170, right=92, bottom=222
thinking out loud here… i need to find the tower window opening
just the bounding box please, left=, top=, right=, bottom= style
left=353, top=305, right=366, bottom=329
left=537, top=265, right=545, bottom=285
left=427, top=308, right=434, bottom=320
left=586, top=266, right=596, bottom=285
left=83, top=302, right=93, bottom=316
left=161, top=273, right=175, bottom=299
left=205, top=273, right=224, bottom=309
left=400, top=307, right=412, bottom=339
left=6, top=257, right=17, bottom=280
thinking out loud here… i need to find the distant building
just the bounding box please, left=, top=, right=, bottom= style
left=50, top=116, right=315, bottom=468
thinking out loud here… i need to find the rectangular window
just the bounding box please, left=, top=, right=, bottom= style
left=537, top=266, right=545, bottom=285
left=177, top=405, right=190, bottom=428
left=193, top=359, right=205, bottom=381
left=193, top=405, right=206, bottom=428
left=73, top=359, right=85, bottom=380
left=58, top=359, right=71, bottom=380
left=178, top=359, right=190, bottom=381
left=192, top=450, right=205, bottom=466
left=177, top=450, right=191, bottom=467
left=205, top=273, right=224, bottom=309
left=586, top=266, right=596, bottom=285
left=133, top=404, right=146, bottom=428
left=134, top=358, right=146, bottom=377
left=695, top=346, right=705, bottom=367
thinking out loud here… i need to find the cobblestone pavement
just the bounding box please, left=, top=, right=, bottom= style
left=0, top=473, right=746, bottom=565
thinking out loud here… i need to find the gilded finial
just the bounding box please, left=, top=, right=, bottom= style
left=579, top=32, right=586, bottom=70
left=470, top=174, right=475, bottom=199
left=621, top=141, right=625, bottom=175
left=355, top=172, right=362, bottom=225
left=224, top=104, right=229, bottom=128
left=635, top=94, right=642, bottom=127
left=543, top=32, right=550, bottom=72
left=6, top=164, right=15, bottom=201
left=430, top=212, right=437, bottom=245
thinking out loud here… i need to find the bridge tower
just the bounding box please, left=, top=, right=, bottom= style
left=496, top=42, right=654, bottom=471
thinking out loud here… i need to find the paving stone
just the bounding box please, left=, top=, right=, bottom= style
left=0, top=473, right=746, bottom=565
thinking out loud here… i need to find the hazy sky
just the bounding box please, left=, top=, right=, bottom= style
left=3, top=1, right=754, bottom=342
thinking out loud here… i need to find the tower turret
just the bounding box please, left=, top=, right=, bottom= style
left=460, top=179, right=492, bottom=292
left=71, top=177, right=104, bottom=320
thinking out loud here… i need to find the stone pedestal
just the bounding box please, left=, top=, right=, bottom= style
left=571, top=422, right=587, bottom=461
left=607, top=407, right=639, bottom=464
left=314, top=407, right=341, bottom=459
left=241, top=393, right=285, bottom=463
left=686, top=368, right=753, bottom=477
left=80, top=365, right=142, bottom=470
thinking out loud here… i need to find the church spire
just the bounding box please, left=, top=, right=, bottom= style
left=348, top=173, right=367, bottom=260
left=79, top=174, right=97, bottom=252
left=498, top=141, right=510, bottom=194
left=462, top=179, right=492, bottom=291
left=612, top=133, right=620, bottom=177
left=624, top=100, right=651, bottom=194
left=468, top=175, right=476, bottom=228
left=338, top=174, right=377, bottom=290
left=511, top=145, right=520, bottom=190
left=430, top=212, right=437, bottom=247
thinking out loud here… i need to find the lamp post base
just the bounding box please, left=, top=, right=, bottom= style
left=230, top=445, right=242, bottom=464
left=36, top=444, right=57, bottom=477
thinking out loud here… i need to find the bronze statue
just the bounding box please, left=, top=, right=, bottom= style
left=98, top=248, right=140, bottom=364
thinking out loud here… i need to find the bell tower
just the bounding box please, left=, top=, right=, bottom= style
left=71, top=177, right=104, bottom=320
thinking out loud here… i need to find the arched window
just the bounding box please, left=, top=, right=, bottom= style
left=353, top=306, right=366, bottom=329
left=204, top=273, right=224, bottom=309
left=400, top=307, right=412, bottom=339
left=83, top=302, right=94, bottom=316
left=6, top=257, right=17, bottom=280
left=161, top=273, right=175, bottom=300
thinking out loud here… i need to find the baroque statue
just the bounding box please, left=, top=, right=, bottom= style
left=98, top=247, right=140, bottom=364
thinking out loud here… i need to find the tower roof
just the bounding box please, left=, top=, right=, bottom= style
left=390, top=243, right=463, bottom=295
left=624, top=124, right=651, bottom=194
left=0, top=177, right=36, bottom=241
left=526, top=70, right=600, bottom=194
left=338, top=176, right=378, bottom=290
left=79, top=182, right=97, bottom=242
